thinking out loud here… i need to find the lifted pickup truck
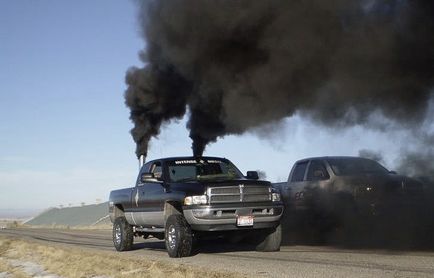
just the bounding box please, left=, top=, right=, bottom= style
left=109, top=156, right=283, bottom=257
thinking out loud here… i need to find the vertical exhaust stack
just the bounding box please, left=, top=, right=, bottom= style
left=139, top=155, right=145, bottom=171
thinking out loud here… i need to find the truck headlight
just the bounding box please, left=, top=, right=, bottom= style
left=354, top=185, right=374, bottom=197
left=272, top=192, right=281, bottom=202
left=184, top=195, right=207, bottom=205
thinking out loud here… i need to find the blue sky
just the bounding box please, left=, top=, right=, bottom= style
left=0, top=1, right=416, bottom=212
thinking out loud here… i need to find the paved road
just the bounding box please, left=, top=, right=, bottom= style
left=1, top=228, right=434, bottom=278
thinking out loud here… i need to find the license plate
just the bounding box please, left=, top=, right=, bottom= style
left=237, top=215, right=254, bottom=226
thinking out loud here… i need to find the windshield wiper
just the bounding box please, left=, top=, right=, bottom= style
left=362, top=170, right=384, bottom=174
left=198, top=174, right=237, bottom=180
left=175, top=177, right=197, bottom=182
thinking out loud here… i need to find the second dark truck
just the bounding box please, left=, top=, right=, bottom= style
left=109, top=156, right=283, bottom=257
left=274, top=156, right=426, bottom=241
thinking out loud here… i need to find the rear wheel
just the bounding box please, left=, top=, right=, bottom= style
left=113, top=217, right=133, bottom=251
left=165, top=215, right=193, bottom=258
left=254, top=225, right=282, bottom=252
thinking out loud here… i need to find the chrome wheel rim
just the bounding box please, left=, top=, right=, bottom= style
left=167, top=225, right=176, bottom=249
left=114, top=224, right=121, bottom=245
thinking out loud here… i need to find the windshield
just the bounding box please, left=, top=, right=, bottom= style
left=167, top=159, right=243, bottom=182
left=327, top=158, right=389, bottom=176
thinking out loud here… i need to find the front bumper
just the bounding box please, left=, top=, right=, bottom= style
left=356, top=197, right=426, bottom=217
left=183, top=203, right=284, bottom=231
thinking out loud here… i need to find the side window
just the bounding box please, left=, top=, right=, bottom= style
left=291, top=162, right=308, bottom=182
left=141, top=162, right=152, bottom=173
left=306, top=160, right=330, bottom=181
left=150, top=162, right=163, bottom=179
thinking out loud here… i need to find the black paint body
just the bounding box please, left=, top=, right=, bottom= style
left=109, top=156, right=283, bottom=232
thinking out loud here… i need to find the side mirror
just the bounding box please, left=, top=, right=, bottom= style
left=140, top=172, right=154, bottom=183
left=140, top=172, right=162, bottom=183
left=246, top=171, right=259, bottom=180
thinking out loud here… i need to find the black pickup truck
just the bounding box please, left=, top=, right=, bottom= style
left=109, top=156, right=283, bottom=257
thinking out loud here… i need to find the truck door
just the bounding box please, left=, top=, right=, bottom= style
left=305, top=160, right=331, bottom=209
left=285, top=161, right=309, bottom=211
left=129, top=161, right=151, bottom=225
left=134, top=161, right=166, bottom=227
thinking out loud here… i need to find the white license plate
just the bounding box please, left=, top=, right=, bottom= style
left=237, top=215, right=254, bottom=226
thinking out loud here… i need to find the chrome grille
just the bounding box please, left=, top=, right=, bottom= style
left=210, top=195, right=241, bottom=203
left=210, top=187, right=240, bottom=195
left=243, top=194, right=271, bottom=202
left=208, top=185, right=272, bottom=204
left=244, top=186, right=270, bottom=194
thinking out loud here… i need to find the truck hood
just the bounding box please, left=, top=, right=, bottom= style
left=169, top=179, right=271, bottom=196
left=334, top=173, right=424, bottom=198
left=199, top=179, right=270, bottom=187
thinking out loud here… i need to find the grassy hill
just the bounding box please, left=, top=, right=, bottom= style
left=25, top=202, right=109, bottom=227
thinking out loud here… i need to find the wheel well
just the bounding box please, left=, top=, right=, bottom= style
left=164, top=201, right=182, bottom=223
left=114, top=204, right=125, bottom=219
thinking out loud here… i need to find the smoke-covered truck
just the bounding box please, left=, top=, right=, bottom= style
left=274, top=156, right=426, bottom=241
left=109, top=156, right=283, bottom=257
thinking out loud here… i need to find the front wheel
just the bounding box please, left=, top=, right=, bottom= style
left=113, top=217, right=133, bottom=251
left=165, top=215, right=193, bottom=258
left=254, top=224, right=282, bottom=252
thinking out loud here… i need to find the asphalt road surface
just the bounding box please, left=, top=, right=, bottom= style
left=1, top=228, right=434, bottom=278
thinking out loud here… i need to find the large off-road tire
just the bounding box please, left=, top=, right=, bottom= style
left=255, top=224, right=282, bottom=252
left=113, top=217, right=134, bottom=251
left=165, top=214, right=193, bottom=258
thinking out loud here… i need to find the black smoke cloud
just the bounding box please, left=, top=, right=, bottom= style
left=396, top=101, right=434, bottom=180
left=125, top=0, right=434, bottom=158
left=358, top=149, right=384, bottom=164
left=398, top=150, right=434, bottom=178
left=396, top=133, right=434, bottom=181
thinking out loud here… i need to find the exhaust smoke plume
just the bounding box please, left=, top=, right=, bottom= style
left=397, top=150, right=434, bottom=178
left=358, top=149, right=384, bottom=164
left=125, top=0, right=434, bottom=158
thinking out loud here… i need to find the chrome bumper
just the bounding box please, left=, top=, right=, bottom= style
left=183, top=205, right=283, bottom=231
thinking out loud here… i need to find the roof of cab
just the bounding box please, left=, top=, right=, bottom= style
left=145, top=156, right=229, bottom=163
left=295, top=156, right=374, bottom=163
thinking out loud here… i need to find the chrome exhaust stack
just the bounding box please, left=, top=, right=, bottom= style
left=139, top=154, right=145, bottom=170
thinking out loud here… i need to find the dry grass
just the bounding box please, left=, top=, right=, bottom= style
left=0, top=258, right=31, bottom=278
left=0, top=236, right=242, bottom=278
left=0, top=220, right=23, bottom=229
left=21, top=224, right=112, bottom=230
